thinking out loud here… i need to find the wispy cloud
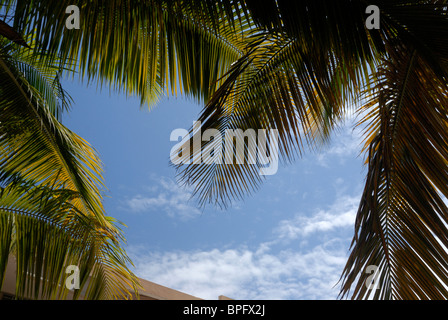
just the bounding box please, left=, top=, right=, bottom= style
left=316, top=125, right=364, bottom=168
left=125, top=176, right=201, bottom=220
left=130, top=241, right=348, bottom=300
left=274, top=195, right=359, bottom=240
left=129, top=193, right=359, bottom=300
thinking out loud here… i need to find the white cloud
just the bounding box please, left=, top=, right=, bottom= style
left=125, top=176, right=201, bottom=220
left=130, top=241, right=348, bottom=300
left=274, top=195, right=358, bottom=240
left=315, top=125, right=364, bottom=168
left=129, top=193, right=359, bottom=300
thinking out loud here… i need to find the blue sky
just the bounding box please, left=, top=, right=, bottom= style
left=62, top=77, right=367, bottom=300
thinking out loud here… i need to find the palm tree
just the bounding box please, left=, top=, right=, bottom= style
left=168, top=0, right=448, bottom=299
left=0, top=0, right=250, bottom=299
left=172, top=0, right=448, bottom=299
left=5, top=0, right=448, bottom=300
left=0, top=20, right=141, bottom=299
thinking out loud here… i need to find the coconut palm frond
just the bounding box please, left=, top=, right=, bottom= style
left=0, top=39, right=140, bottom=299
left=173, top=1, right=379, bottom=208
left=0, top=181, right=139, bottom=300
left=5, top=0, right=251, bottom=106
left=340, top=40, right=448, bottom=299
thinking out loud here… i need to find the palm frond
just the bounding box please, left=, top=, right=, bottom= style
left=0, top=39, right=107, bottom=226
left=0, top=39, right=140, bottom=299
left=340, top=40, right=448, bottom=299
left=173, top=7, right=378, bottom=208
left=6, top=0, right=448, bottom=300
left=0, top=181, right=139, bottom=300
left=4, top=0, right=251, bottom=106
left=0, top=18, right=29, bottom=48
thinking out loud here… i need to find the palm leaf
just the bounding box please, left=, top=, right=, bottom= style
left=173, top=2, right=379, bottom=208
left=4, top=0, right=251, bottom=106
left=0, top=47, right=106, bottom=226
left=173, top=0, right=448, bottom=299
left=0, top=18, right=29, bottom=48
left=0, top=181, right=137, bottom=300
left=7, top=0, right=448, bottom=300
left=0, top=39, right=140, bottom=299
left=340, top=40, right=448, bottom=299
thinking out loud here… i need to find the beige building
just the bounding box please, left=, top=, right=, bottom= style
left=0, top=256, right=232, bottom=300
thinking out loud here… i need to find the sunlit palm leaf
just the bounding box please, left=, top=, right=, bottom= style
left=3, top=0, right=250, bottom=106
left=0, top=181, right=137, bottom=299
left=0, top=39, right=140, bottom=299
left=7, top=0, right=448, bottom=300
left=0, top=40, right=107, bottom=226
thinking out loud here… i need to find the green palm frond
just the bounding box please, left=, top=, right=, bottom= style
left=0, top=181, right=137, bottom=300
left=6, top=0, right=448, bottom=300
left=0, top=38, right=140, bottom=299
left=0, top=41, right=107, bottom=226
left=4, top=0, right=251, bottom=106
